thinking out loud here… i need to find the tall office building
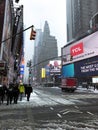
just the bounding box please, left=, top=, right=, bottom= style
left=33, top=21, right=58, bottom=82
left=39, top=21, right=58, bottom=66
left=66, top=0, right=98, bottom=42
left=33, top=29, right=43, bottom=67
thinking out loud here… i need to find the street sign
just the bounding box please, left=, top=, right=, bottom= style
left=20, top=65, right=24, bottom=75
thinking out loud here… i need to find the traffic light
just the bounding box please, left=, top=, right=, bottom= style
left=30, top=27, right=36, bottom=40
left=15, top=0, right=19, bottom=3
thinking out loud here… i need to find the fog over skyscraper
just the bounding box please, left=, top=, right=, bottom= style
left=33, top=21, right=58, bottom=81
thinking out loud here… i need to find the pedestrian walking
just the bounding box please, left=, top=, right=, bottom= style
left=18, top=82, right=25, bottom=101
left=6, top=83, right=14, bottom=105
left=13, top=83, right=19, bottom=104
left=0, top=84, right=7, bottom=104
left=24, top=84, right=28, bottom=97
left=25, top=84, right=33, bottom=101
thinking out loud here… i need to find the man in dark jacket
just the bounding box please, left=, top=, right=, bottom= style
left=6, top=83, right=14, bottom=105
left=13, top=83, right=19, bottom=104
left=0, top=84, right=7, bottom=104
left=25, top=84, right=33, bottom=101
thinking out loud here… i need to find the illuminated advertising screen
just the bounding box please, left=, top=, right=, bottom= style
left=92, top=77, right=98, bottom=83
left=62, top=64, right=74, bottom=78
left=20, top=65, right=24, bottom=75
left=62, top=31, right=98, bottom=65
left=47, top=60, right=61, bottom=76
left=74, top=56, right=98, bottom=77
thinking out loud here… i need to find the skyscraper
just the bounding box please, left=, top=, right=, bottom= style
left=66, top=0, right=98, bottom=42
left=33, top=21, right=58, bottom=82
left=39, top=21, right=58, bottom=65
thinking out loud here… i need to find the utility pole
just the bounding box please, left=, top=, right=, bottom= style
left=27, top=60, right=32, bottom=84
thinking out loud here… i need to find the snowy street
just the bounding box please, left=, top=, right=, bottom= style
left=0, top=86, right=98, bottom=130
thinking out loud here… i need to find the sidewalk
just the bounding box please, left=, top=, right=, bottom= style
left=77, top=86, right=98, bottom=93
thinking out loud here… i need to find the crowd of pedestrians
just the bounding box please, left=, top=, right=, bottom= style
left=0, top=82, right=33, bottom=105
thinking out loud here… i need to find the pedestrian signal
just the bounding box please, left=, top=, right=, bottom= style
left=30, top=27, right=36, bottom=40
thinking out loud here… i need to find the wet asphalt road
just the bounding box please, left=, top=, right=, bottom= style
left=0, top=86, right=98, bottom=130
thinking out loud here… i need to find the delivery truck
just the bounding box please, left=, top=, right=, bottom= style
left=61, top=77, right=77, bottom=92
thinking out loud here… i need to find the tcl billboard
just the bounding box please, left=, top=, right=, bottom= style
left=70, top=42, right=84, bottom=56
left=62, top=31, right=98, bottom=65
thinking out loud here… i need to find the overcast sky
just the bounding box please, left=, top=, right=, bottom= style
left=15, top=0, right=67, bottom=59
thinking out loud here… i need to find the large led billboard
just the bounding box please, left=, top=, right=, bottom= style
left=62, top=31, right=98, bottom=65
left=74, top=56, right=98, bottom=77
left=45, top=60, right=61, bottom=76
left=62, top=64, right=74, bottom=78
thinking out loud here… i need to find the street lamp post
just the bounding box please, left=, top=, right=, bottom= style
left=27, top=60, right=32, bottom=84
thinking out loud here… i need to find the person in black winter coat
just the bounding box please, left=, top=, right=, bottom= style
left=13, top=83, right=19, bottom=104
left=6, top=83, right=14, bottom=105
left=24, top=84, right=28, bottom=97
left=25, top=84, right=33, bottom=101
left=0, top=84, right=7, bottom=104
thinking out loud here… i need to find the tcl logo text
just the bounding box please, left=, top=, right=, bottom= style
left=70, top=42, right=84, bottom=56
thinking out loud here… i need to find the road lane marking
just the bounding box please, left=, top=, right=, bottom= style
left=63, top=111, right=70, bottom=115
left=87, top=111, right=94, bottom=115
left=74, top=105, right=79, bottom=109
left=63, top=110, right=83, bottom=115
left=50, top=107, right=54, bottom=110
left=60, top=109, right=68, bottom=113
left=57, top=113, right=62, bottom=118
